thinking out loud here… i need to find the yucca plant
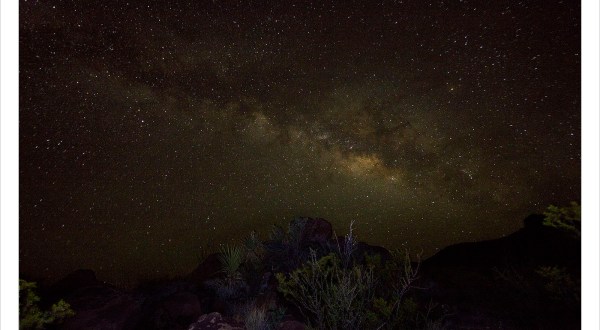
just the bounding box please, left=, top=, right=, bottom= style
left=219, top=245, right=244, bottom=283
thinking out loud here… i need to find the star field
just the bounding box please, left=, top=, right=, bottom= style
left=20, top=0, right=580, bottom=286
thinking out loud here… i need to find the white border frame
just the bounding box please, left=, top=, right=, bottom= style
left=580, top=0, right=600, bottom=328
left=1, top=0, right=20, bottom=328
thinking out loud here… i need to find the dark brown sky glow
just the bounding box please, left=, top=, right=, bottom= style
left=20, top=0, right=580, bottom=286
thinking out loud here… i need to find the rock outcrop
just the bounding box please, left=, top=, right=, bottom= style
left=187, top=312, right=244, bottom=330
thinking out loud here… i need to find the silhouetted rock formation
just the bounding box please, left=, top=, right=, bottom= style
left=53, top=273, right=141, bottom=330
left=420, top=215, right=580, bottom=329
left=299, top=217, right=332, bottom=246
left=422, top=214, right=580, bottom=271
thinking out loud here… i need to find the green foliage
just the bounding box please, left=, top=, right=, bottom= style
left=543, top=202, right=581, bottom=238
left=219, top=244, right=244, bottom=282
left=365, top=297, right=394, bottom=325
left=372, top=297, right=393, bottom=319
left=361, top=250, right=425, bottom=329
left=205, top=244, right=250, bottom=314
left=274, top=244, right=424, bottom=329
left=365, top=296, right=420, bottom=329
left=389, top=249, right=421, bottom=303
left=20, top=279, right=75, bottom=330
left=369, top=298, right=445, bottom=330
left=276, top=250, right=375, bottom=329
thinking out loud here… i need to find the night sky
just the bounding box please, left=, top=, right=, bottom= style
left=20, top=0, right=580, bottom=286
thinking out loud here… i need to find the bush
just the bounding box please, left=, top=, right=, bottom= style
left=276, top=250, right=375, bottom=329
left=543, top=202, right=581, bottom=238
left=336, top=220, right=357, bottom=269
left=19, top=279, right=75, bottom=330
left=364, top=250, right=423, bottom=330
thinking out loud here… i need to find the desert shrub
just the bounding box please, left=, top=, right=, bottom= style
left=244, top=306, right=271, bottom=330
left=415, top=301, right=450, bottom=330
left=335, top=220, right=357, bottom=269
left=277, top=248, right=426, bottom=329
left=364, top=253, right=383, bottom=269
left=240, top=304, right=285, bottom=330
left=391, top=250, right=421, bottom=302
left=363, top=251, right=424, bottom=329
left=219, top=245, right=244, bottom=283
left=365, top=296, right=420, bottom=329
left=543, top=202, right=581, bottom=238
left=19, top=279, right=75, bottom=330
left=276, top=250, right=375, bottom=330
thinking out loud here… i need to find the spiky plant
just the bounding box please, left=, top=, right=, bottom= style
left=219, top=245, right=244, bottom=282
left=244, top=306, right=271, bottom=330
left=337, top=220, right=357, bottom=269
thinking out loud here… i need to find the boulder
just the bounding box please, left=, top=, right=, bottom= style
left=278, top=320, right=307, bottom=330
left=141, top=291, right=203, bottom=330
left=187, top=312, right=244, bottom=330
left=47, top=269, right=141, bottom=329
left=134, top=280, right=205, bottom=330
left=187, top=253, right=223, bottom=284
left=59, top=285, right=141, bottom=330
left=300, top=217, right=332, bottom=245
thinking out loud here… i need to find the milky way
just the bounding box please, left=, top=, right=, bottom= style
left=20, top=0, right=580, bottom=286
